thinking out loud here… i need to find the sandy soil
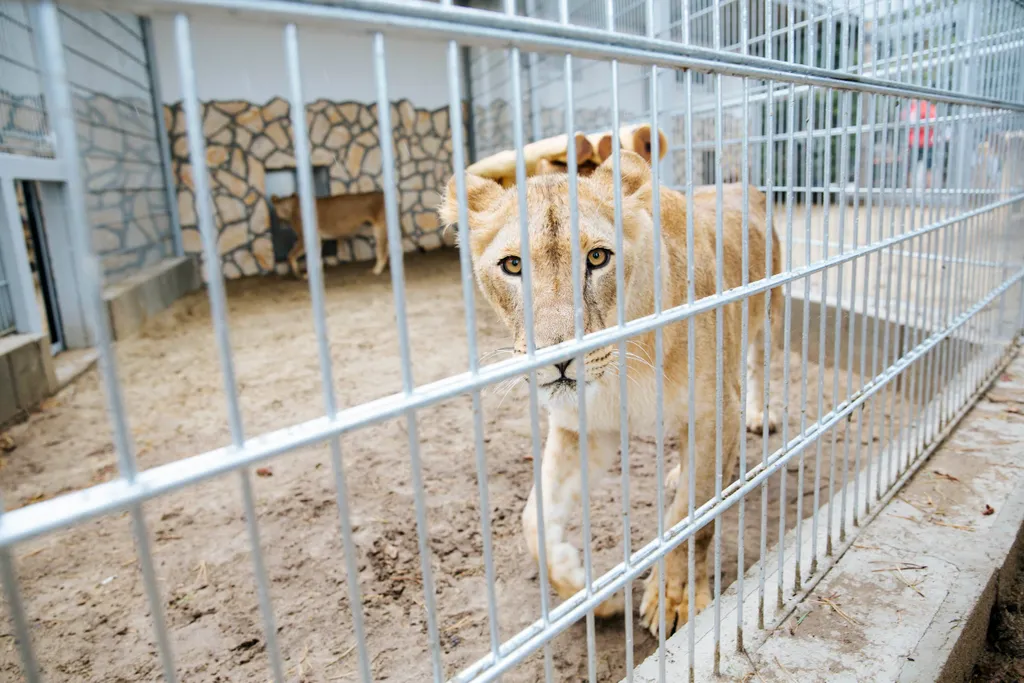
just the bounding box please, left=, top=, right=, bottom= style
left=0, top=249, right=898, bottom=682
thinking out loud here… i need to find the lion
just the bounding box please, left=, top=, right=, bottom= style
left=438, top=150, right=782, bottom=635
left=270, top=191, right=389, bottom=278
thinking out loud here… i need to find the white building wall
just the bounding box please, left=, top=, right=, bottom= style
left=148, top=16, right=450, bottom=108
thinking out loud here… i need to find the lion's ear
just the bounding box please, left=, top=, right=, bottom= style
left=591, top=150, right=650, bottom=197
left=438, top=173, right=504, bottom=229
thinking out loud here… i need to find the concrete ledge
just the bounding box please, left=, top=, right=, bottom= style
left=629, top=347, right=1024, bottom=682
left=0, top=333, right=57, bottom=427
left=103, top=256, right=200, bottom=341
left=788, top=293, right=986, bottom=395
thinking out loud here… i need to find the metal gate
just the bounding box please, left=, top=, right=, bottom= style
left=2, top=0, right=1023, bottom=682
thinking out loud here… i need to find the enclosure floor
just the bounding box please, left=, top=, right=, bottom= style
left=1, top=249, right=898, bottom=682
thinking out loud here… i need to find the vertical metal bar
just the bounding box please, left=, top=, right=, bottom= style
left=736, top=0, right=750, bottom=653
left=867, top=0, right=891, bottom=506
left=990, top=7, right=1018, bottom=360
left=858, top=90, right=878, bottom=513
left=918, top=2, right=950, bottom=457
left=599, top=0, right=661, bottom=674
left=0, top=493, right=41, bottom=683
left=711, top=0, right=725, bottom=671
left=924, top=0, right=952, bottom=451
left=283, top=24, right=372, bottom=683
left=847, top=0, right=869, bottom=529
left=817, top=0, right=838, bottom=567
left=943, top=1, right=971, bottom=428
left=443, top=17, right=502, bottom=671
left=681, top=0, right=698, bottom=669
left=35, top=4, right=178, bottom=682
left=796, top=6, right=815, bottom=585
left=175, top=14, right=283, bottom=683
left=141, top=16, right=184, bottom=259
left=758, top=0, right=775, bottom=632
left=831, top=0, right=853, bottom=548
left=935, top=0, right=957, bottom=432
left=911, top=24, right=934, bottom=459
left=372, top=32, right=444, bottom=682
left=571, top=7, right=595, bottom=682
left=500, top=0, right=553, bottom=677
left=966, top=1, right=995, bottom=400
left=778, top=0, right=798, bottom=610
left=920, top=0, right=948, bottom=453
left=879, top=67, right=903, bottom=492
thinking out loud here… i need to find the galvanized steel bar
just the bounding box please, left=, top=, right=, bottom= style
left=175, top=13, right=285, bottom=682
left=35, top=3, right=178, bottom=681
left=283, top=23, right=373, bottom=683
left=372, top=31, right=444, bottom=682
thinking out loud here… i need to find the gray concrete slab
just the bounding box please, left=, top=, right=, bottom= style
left=105, top=256, right=200, bottom=341
left=0, top=354, right=17, bottom=425
left=0, top=333, right=56, bottom=427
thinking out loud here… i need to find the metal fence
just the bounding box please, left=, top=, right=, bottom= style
left=2, top=0, right=1024, bottom=681
left=0, top=245, right=15, bottom=336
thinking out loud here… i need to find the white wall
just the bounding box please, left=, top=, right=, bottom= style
left=148, top=15, right=450, bottom=108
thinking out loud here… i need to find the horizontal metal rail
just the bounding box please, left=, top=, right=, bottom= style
left=63, top=0, right=1024, bottom=112
left=1, top=190, right=1020, bottom=551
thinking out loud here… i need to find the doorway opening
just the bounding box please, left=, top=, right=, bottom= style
left=19, top=180, right=64, bottom=354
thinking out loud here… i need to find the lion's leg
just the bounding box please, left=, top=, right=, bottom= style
left=641, top=380, right=742, bottom=636
left=287, top=230, right=306, bottom=280
left=522, top=424, right=623, bottom=618
left=371, top=217, right=389, bottom=276
left=745, top=324, right=780, bottom=434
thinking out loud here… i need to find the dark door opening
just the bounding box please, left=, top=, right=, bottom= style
left=20, top=181, right=64, bottom=354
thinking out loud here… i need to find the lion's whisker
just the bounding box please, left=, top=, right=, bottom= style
left=625, top=339, right=654, bottom=364
left=478, top=347, right=517, bottom=364
left=489, top=376, right=520, bottom=397
left=494, top=377, right=526, bottom=411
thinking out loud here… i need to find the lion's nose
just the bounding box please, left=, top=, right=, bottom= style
left=554, top=360, right=572, bottom=378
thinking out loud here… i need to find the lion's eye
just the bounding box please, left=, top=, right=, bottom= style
left=499, top=255, right=523, bottom=276
left=587, top=248, right=611, bottom=270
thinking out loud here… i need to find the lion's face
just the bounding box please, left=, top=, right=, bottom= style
left=269, top=194, right=298, bottom=223
left=440, top=153, right=652, bottom=405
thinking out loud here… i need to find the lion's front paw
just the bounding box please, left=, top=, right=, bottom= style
left=746, top=405, right=780, bottom=435
left=372, top=261, right=387, bottom=275
left=639, top=566, right=710, bottom=637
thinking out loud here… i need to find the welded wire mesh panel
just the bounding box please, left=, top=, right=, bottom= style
left=1, top=1, right=1024, bottom=682
left=0, top=251, right=15, bottom=336
left=0, top=0, right=52, bottom=156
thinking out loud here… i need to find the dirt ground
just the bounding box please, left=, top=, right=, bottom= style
left=1, top=249, right=900, bottom=682
left=971, top=544, right=1024, bottom=683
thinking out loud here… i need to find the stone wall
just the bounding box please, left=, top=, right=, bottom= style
left=79, top=93, right=174, bottom=281
left=165, top=97, right=459, bottom=279
left=2, top=91, right=174, bottom=284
